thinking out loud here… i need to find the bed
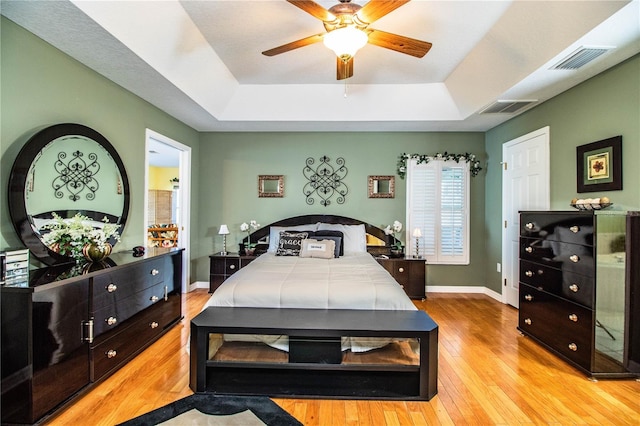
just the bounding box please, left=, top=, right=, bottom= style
left=202, top=215, right=421, bottom=358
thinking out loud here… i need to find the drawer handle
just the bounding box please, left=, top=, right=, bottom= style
left=150, top=321, right=159, bottom=329
left=568, top=343, right=578, bottom=352
left=106, top=349, right=117, bottom=359
left=524, top=294, right=533, bottom=301
left=525, top=247, right=533, bottom=253
left=106, top=316, right=117, bottom=326
left=570, top=225, right=580, bottom=233
left=107, top=283, right=117, bottom=293
left=151, top=269, right=160, bottom=276
left=525, top=270, right=534, bottom=277
left=569, top=284, right=579, bottom=293
left=150, top=295, right=159, bottom=303
left=569, top=255, right=579, bottom=263
left=568, top=314, right=578, bottom=322
left=398, top=267, right=404, bottom=273
left=229, top=264, right=236, bottom=270
left=524, top=318, right=532, bottom=325
left=525, top=222, right=534, bottom=230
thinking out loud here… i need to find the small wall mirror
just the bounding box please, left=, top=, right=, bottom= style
left=258, top=175, right=284, bottom=198
left=368, top=175, right=395, bottom=198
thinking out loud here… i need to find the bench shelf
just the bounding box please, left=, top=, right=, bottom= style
left=190, top=307, right=438, bottom=400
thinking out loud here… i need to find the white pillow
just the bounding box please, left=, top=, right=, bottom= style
left=267, top=224, right=318, bottom=253
left=316, top=223, right=367, bottom=254
left=299, top=239, right=336, bottom=259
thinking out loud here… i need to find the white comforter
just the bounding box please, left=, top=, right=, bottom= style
left=204, top=252, right=417, bottom=311
left=202, top=253, right=418, bottom=354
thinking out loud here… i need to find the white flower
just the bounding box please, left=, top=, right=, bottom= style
left=383, top=225, right=393, bottom=235
left=392, top=220, right=403, bottom=233
left=240, top=222, right=249, bottom=232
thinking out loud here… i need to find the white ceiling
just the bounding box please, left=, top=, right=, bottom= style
left=2, top=0, right=639, bottom=132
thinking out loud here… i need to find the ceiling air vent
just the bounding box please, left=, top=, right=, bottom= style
left=480, top=100, right=537, bottom=114
left=551, top=46, right=613, bottom=70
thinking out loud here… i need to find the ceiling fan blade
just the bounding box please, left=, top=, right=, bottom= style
left=262, top=33, right=325, bottom=56
left=367, top=29, right=432, bottom=58
left=356, top=0, right=410, bottom=25
left=287, top=0, right=336, bottom=22
left=337, top=57, right=354, bottom=80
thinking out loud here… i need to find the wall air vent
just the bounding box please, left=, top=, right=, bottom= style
left=479, top=100, right=537, bottom=114
left=551, top=46, right=613, bottom=70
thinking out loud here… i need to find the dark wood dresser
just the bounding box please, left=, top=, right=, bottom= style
left=376, top=257, right=426, bottom=300
left=518, top=210, right=639, bottom=378
left=1, top=248, right=183, bottom=424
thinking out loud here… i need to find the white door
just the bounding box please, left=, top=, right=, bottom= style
left=502, top=127, right=550, bottom=308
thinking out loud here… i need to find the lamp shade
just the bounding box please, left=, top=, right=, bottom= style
left=218, top=224, right=230, bottom=235
left=412, top=228, right=422, bottom=238
left=323, top=26, right=368, bottom=61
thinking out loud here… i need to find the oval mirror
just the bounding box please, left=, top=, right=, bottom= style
left=8, top=123, right=130, bottom=265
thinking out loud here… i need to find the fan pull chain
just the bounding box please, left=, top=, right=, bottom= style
left=343, top=60, right=348, bottom=98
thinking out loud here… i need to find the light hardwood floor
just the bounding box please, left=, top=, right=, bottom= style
left=48, top=289, right=640, bottom=425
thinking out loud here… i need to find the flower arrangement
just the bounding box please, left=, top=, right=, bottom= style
left=384, top=220, right=403, bottom=250
left=41, top=212, right=121, bottom=260
left=397, top=152, right=482, bottom=179
left=240, top=220, right=261, bottom=250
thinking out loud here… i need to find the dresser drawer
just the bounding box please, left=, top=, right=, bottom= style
left=211, top=257, right=240, bottom=276
left=520, top=212, right=594, bottom=245
left=93, top=257, right=166, bottom=310
left=519, top=284, right=593, bottom=370
left=90, top=299, right=169, bottom=381
left=93, top=283, right=168, bottom=337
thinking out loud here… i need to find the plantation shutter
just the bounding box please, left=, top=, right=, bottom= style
left=406, top=159, right=469, bottom=265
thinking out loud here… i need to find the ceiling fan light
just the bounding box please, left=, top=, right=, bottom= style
left=323, top=26, right=368, bottom=61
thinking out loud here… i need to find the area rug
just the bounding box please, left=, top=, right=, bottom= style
left=118, top=394, right=302, bottom=426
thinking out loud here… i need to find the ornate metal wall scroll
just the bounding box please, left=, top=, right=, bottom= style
left=303, top=155, right=349, bottom=207
left=53, top=149, right=101, bottom=201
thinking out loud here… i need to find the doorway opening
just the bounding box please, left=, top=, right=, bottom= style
left=145, top=129, right=191, bottom=293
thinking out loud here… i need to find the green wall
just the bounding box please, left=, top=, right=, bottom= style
left=195, top=132, right=486, bottom=285
left=0, top=17, right=200, bottom=275
left=484, top=54, right=640, bottom=293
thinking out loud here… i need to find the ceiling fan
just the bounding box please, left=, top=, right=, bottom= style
left=262, top=0, right=432, bottom=80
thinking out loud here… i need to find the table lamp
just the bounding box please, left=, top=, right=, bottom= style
left=413, top=227, right=422, bottom=259
left=219, top=224, right=230, bottom=255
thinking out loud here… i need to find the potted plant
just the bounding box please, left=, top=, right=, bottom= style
left=240, top=220, right=260, bottom=255
left=384, top=220, right=404, bottom=257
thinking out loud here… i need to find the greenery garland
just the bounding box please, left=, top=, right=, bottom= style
left=397, top=152, right=482, bottom=179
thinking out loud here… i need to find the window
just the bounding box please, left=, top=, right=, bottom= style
left=406, top=159, right=470, bottom=264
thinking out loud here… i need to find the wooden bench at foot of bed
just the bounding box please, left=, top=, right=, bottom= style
left=189, top=307, right=438, bottom=400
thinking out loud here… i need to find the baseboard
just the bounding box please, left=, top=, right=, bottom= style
left=426, top=285, right=502, bottom=303
left=188, top=281, right=209, bottom=292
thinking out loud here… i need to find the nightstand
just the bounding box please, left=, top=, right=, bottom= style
left=377, top=257, right=426, bottom=300
left=209, top=252, right=256, bottom=293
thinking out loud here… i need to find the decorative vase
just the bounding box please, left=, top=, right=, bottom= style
left=82, top=242, right=112, bottom=263
left=244, top=247, right=256, bottom=256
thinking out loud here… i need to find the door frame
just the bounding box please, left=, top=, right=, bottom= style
left=145, top=129, right=191, bottom=293
left=501, top=126, right=550, bottom=307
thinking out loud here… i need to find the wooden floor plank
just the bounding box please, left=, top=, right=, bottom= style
left=45, top=290, right=640, bottom=426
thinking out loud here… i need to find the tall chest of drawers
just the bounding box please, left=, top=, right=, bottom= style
left=518, top=211, right=638, bottom=378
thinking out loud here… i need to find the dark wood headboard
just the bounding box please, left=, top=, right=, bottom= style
left=239, top=214, right=399, bottom=255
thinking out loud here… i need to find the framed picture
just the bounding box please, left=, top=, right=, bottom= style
left=576, top=135, right=622, bottom=193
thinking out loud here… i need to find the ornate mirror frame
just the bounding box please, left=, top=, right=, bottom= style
left=258, top=175, right=284, bottom=198
left=368, top=175, right=395, bottom=198
left=8, top=123, right=130, bottom=265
